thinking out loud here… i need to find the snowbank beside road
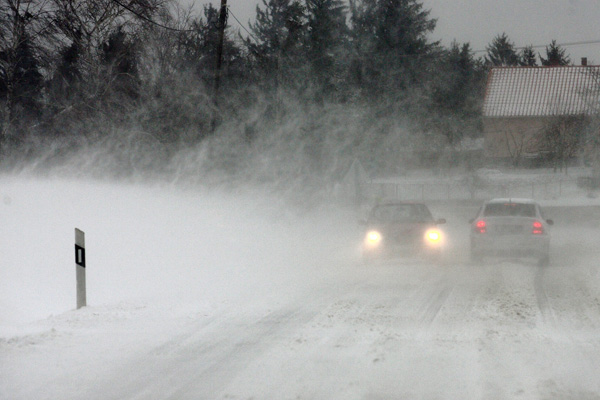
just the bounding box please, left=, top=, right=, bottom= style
left=0, top=175, right=358, bottom=327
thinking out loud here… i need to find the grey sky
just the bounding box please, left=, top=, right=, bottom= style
left=197, top=0, right=600, bottom=64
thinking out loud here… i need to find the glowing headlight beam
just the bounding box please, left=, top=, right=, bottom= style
left=365, top=230, right=382, bottom=247
left=367, top=231, right=382, bottom=242
left=425, top=229, right=442, bottom=244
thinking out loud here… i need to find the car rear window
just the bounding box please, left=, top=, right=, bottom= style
left=483, top=203, right=536, bottom=217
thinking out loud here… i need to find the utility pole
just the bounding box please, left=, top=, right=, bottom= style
left=211, top=0, right=228, bottom=132
left=214, top=0, right=228, bottom=105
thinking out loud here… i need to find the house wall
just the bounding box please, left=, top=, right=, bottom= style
left=483, top=117, right=546, bottom=160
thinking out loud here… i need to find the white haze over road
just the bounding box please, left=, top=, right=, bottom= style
left=2, top=174, right=600, bottom=399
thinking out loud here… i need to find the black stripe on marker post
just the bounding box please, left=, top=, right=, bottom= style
left=75, top=244, right=86, bottom=268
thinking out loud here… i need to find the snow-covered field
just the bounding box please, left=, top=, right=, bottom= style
left=2, top=173, right=600, bottom=399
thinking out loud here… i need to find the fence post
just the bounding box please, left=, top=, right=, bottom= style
left=559, top=180, right=562, bottom=197
left=75, top=228, right=86, bottom=309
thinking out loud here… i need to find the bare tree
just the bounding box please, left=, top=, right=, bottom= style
left=539, top=114, right=587, bottom=173
left=46, top=0, right=165, bottom=126
left=137, top=3, right=194, bottom=83
left=0, top=0, right=51, bottom=143
left=503, top=129, right=532, bottom=167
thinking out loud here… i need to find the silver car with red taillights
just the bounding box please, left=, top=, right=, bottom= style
left=469, top=198, right=553, bottom=265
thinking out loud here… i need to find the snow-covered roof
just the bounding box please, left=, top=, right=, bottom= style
left=483, top=66, right=600, bottom=117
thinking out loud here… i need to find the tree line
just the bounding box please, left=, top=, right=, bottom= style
left=0, top=0, right=575, bottom=179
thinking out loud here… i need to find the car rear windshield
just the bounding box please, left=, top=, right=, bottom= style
left=483, top=203, right=536, bottom=217
left=370, top=204, right=433, bottom=222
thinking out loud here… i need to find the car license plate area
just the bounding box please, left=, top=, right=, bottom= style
left=495, top=225, right=522, bottom=235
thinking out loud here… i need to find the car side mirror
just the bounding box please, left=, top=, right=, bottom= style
left=546, top=219, right=554, bottom=226
left=436, top=218, right=446, bottom=225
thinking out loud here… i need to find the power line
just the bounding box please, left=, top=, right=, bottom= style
left=228, top=8, right=600, bottom=61
left=111, top=0, right=259, bottom=41
left=227, top=7, right=259, bottom=43
left=109, top=0, right=600, bottom=58
left=474, top=39, right=600, bottom=54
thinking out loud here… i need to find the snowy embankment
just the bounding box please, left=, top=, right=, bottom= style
left=2, top=173, right=600, bottom=399
left=0, top=175, right=358, bottom=327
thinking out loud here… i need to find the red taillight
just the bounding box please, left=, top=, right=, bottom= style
left=532, top=220, right=543, bottom=234
left=475, top=219, right=486, bottom=233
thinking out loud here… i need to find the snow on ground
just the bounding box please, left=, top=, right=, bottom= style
left=2, top=171, right=600, bottom=399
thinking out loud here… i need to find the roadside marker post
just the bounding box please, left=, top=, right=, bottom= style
left=75, top=228, right=86, bottom=309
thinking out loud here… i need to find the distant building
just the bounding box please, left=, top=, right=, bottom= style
left=482, top=63, right=600, bottom=164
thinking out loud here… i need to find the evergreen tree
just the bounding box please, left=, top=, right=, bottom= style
left=177, top=4, right=243, bottom=86
left=429, top=41, right=485, bottom=145
left=540, top=40, right=571, bottom=66
left=305, top=0, right=349, bottom=101
left=485, top=33, right=520, bottom=66
left=244, top=0, right=307, bottom=91
left=520, top=45, right=537, bottom=66
left=349, top=0, right=438, bottom=97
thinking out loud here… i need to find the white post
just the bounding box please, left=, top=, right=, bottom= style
left=75, top=228, right=86, bottom=309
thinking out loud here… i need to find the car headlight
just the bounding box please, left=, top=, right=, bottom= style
left=365, top=230, right=382, bottom=247
left=424, top=229, right=442, bottom=245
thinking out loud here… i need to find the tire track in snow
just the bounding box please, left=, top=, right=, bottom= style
left=101, top=304, right=321, bottom=400
left=418, top=272, right=454, bottom=326
left=420, top=285, right=453, bottom=325
left=534, top=266, right=556, bottom=327
left=164, top=307, right=316, bottom=400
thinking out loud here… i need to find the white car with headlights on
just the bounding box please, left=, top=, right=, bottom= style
left=361, top=202, right=446, bottom=262
left=469, top=198, right=553, bottom=265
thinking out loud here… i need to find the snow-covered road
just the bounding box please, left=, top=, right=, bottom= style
left=2, top=177, right=600, bottom=399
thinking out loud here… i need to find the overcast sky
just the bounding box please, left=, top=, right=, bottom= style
left=196, top=0, right=600, bottom=64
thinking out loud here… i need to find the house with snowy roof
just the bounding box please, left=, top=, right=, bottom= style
left=482, top=62, right=600, bottom=164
